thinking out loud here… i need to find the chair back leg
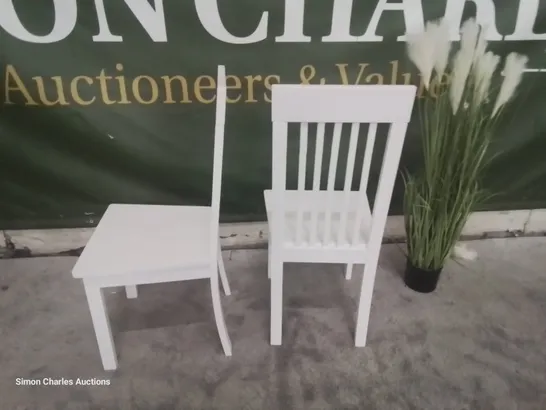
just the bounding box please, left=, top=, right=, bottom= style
left=217, top=242, right=231, bottom=296
left=210, top=267, right=232, bottom=356
left=345, top=264, right=354, bottom=280
left=125, top=285, right=138, bottom=299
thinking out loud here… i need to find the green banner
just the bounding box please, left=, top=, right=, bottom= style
left=1, top=0, right=545, bottom=229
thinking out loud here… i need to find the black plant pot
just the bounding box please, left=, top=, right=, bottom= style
left=404, top=259, right=442, bottom=293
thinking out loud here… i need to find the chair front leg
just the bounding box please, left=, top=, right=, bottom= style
left=354, top=256, right=379, bottom=347
left=83, top=282, right=118, bottom=370
left=268, top=226, right=273, bottom=279
left=268, top=243, right=272, bottom=280
left=270, top=257, right=284, bottom=346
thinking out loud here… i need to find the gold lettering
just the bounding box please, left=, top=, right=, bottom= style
left=161, top=75, right=191, bottom=103
left=115, top=64, right=130, bottom=104
left=226, top=75, right=242, bottom=103
left=365, top=73, right=383, bottom=84
left=96, top=70, right=116, bottom=105
left=244, top=75, right=262, bottom=103
left=389, top=60, right=399, bottom=84
left=70, top=76, right=96, bottom=105
left=336, top=63, right=369, bottom=85
left=264, top=75, right=280, bottom=103
left=337, top=64, right=350, bottom=84
left=4, top=64, right=38, bottom=105
left=429, top=74, right=450, bottom=98
left=417, top=74, right=427, bottom=98
left=300, top=65, right=317, bottom=84
left=401, top=72, right=425, bottom=98
left=132, top=75, right=159, bottom=104
left=194, top=75, right=216, bottom=103
left=33, top=76, right=69, bottom=106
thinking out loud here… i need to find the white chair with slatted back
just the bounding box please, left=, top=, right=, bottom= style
left=265, top=84, right=416, bottom=347
left=71, top=65, right=232, bottom=370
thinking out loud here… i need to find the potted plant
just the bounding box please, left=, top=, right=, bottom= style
left=403, top=18, right=528, bottom=293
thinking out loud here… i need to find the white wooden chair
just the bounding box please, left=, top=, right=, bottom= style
left=72, top=66, right=232, bottom=370
left=265, top=84, right=416, bottom=347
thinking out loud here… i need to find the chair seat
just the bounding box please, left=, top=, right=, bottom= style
left=264, top=190, right=372, bottom=247
left=72, top=204, right=214, bottom=279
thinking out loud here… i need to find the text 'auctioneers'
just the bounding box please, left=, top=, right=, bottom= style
left=4, top=61, right=437, bottom=107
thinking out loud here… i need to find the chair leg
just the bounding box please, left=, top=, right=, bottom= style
left=345, top=264, right=353, bottom=280
left=83, top=283, right=118, bottom=371
left=354, top=258, right=379, bottom=347
left=270, top=259, right=283, bottom=345
left=210, top=268, right=232, bottom=356
left=125, top=285, right=138, bottom=299
left=268, top=227, right=273, bottom=280
left=267, top=243, right=272, bottom=279
left=217, top=242, right=231, bottom=296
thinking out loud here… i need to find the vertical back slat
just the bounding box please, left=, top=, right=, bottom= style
left=323, top=123, right=342, bottom=245
left=359, top=123, right=378, bottom=193
left=337, top=123, right=360, bottom=245
left=296, top=123, right=309, bottom=245
left=352, top=123, right=378, bottom=244
left=309, top=122, right=325, bottom=244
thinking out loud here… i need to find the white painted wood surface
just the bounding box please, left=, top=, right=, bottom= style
left=70, top=66, right=232, bottom=370
left=271, top=85, right=416, bottom=123
left=266, top=83, right=417, bottom=347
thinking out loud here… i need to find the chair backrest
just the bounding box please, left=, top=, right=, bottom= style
left=209, top=65, right=227, bottom=262
left=270, top=84, right=416, bottom=255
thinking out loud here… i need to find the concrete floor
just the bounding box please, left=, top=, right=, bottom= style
left=0, top=237, right=545, bottom=409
